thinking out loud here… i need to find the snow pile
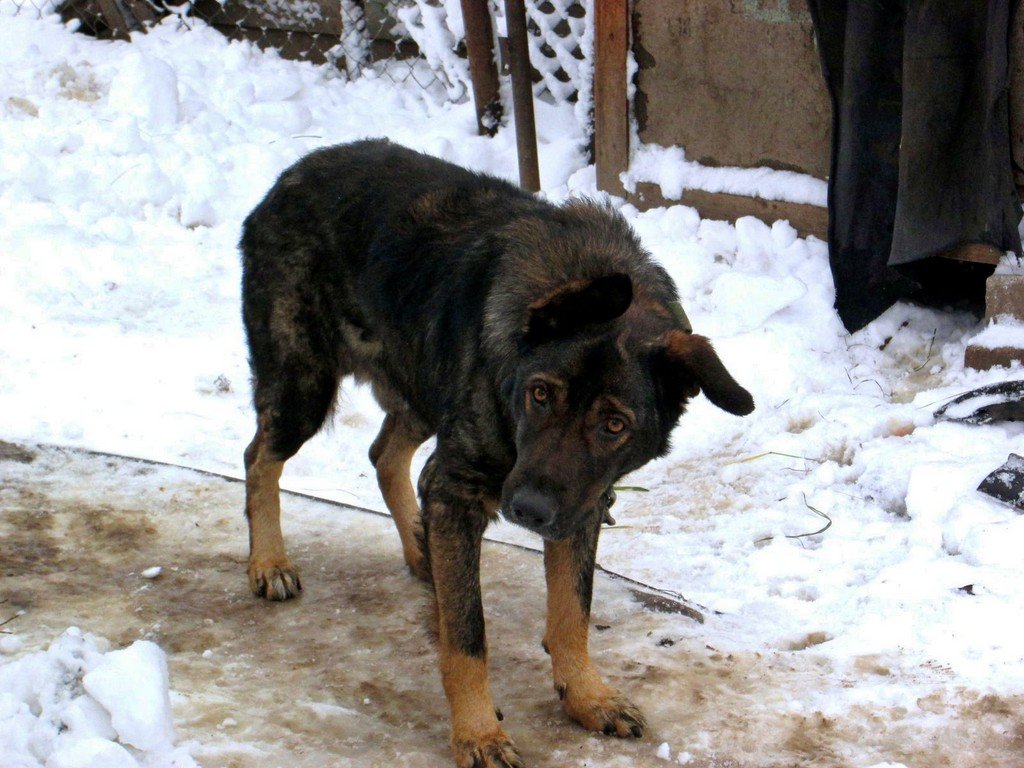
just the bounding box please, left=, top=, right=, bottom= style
left=0, top=628, right=196, bottom=768
left=970, top=318, right=1024, bottom=350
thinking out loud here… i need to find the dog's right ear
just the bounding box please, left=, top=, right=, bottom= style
left=524, top=273, right=632, bottom=344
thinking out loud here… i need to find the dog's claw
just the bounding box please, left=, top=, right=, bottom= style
left=453, top=734, right=524, bottom=768
left=595, top=696, right=646, bottom=739
left=248, top=561, right=302, bottom=601
left=564, top=687, right=646, bottom=739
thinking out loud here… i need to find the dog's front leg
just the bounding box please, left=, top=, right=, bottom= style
left=544, top=515, right=646, bottom=738
left=426, top=492, right=524, bottom=768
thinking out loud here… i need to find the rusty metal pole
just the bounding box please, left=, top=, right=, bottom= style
left=503, top=0, right=541, bottom=192
left=459, top=0, right=503, bottom=136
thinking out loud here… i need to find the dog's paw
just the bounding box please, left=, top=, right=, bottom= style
left=562, top=685, right=646, bottom=739
left=404, top=549, right=432, bottom=584
left=451, top=731, right=524, bottom=768
left=248, top=560, right=302, bottom=600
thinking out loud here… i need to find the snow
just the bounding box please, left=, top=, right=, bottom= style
left=395, top=0, right=471, bottom=102
left=1, top=9, right=1023, bottom=768
left=82, top=641, right=176, bottom=752
left=994, top=250, right=1024, bottom=275
left=623, top=142, right=829, bottom=206
left=0, top=628, right=195, bottom=768
left=970, top=316, right=1024, bottom=349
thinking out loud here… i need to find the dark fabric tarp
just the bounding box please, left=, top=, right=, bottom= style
left=807, top=0, right=1022, bottom=332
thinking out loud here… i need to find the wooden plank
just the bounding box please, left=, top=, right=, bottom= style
left=940, top=243, right=1004, bottom=265
left=124, top=0, right=156, bottom=25
left=625, top=188, right=1010, bottom=257
left=208, top=24, right=341, bottom=65
left=460, top=0, right=503, bottom=136
left=594, top=0, right=629, bottom=194
left=628, top=182, right=828, bottom=240
left=94, top=0, right=131, bottom=38
left=191, top=0, right=341, bottom=35
left=628, top=187, right=997, bottom=264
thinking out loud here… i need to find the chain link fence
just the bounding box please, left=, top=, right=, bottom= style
left=7, top=0, right=591, bottom=110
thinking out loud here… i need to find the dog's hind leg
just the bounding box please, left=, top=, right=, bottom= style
left=369, top=414, right=430, bottom=581
left=243, top=294, right=344, bottom=601
left=543, top=516, right=646, bottom=739
left=243, top=421, right=298, bottom=600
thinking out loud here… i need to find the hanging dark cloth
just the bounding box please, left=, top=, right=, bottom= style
left=807, top=0, right=1022, bottom=332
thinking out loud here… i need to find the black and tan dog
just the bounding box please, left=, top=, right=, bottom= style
left=240, top=140, right=753, bottom=768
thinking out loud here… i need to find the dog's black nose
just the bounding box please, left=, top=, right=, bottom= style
left=507, top=490, right=557, bottom=533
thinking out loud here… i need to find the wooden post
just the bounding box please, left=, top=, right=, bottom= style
left=124, top=0, right=156, bottom=25
left=460, top=0, right=503, bottom=136
left=504, top=0, right=541, bottom=191
left=594, top=0, right=630, bottom=194
left=95, top=0, right=132, bottom=39
left=96, top=0, right=154, bottom=38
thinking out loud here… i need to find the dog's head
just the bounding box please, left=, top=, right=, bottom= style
left=500, top=272, right=754, bottom=540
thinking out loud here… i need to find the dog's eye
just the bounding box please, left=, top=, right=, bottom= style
left=604, top=416, right=627, bottom=435
left=530, top=384, right=549, bottom=405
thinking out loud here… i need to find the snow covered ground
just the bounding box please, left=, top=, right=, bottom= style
left=1, top=9, right=1023, bottom=768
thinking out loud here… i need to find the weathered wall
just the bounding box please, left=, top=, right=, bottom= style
left=633, top=0, right=831, bottom=179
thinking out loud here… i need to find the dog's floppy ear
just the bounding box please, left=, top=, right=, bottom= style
left=658, top=330, right=754, bottom=416
left=525, top=273, right=632, bottom=344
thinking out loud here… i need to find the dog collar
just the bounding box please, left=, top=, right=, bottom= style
left=668, top=301, right=693, bottom=333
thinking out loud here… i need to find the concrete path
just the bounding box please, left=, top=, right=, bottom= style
left=2, top=443, right=1019, bottom=767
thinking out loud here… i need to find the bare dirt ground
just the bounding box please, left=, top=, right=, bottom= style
left=2, top=443, right=1021, bottom=768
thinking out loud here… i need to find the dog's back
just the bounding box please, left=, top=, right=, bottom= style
left=244, top=142, right=514, bottom=407
left=240, top=139, right=676, bottom=436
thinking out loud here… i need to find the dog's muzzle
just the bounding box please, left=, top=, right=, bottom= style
left=505, top=488, right=559, bottom=538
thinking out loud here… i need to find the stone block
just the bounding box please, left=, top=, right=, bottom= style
left=985, top=273, right=1024, bottom=321
left=965, top=344, right=1024, bottom=370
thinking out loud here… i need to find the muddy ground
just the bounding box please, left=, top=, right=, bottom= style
left=1, top=443, right=1020, bottom=767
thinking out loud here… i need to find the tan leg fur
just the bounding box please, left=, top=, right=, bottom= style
left=441, top=651, right=522, bottom=768
left=244, top=426, right=301, bottom=600
left=428, top=502, right=522, bottom=768
left=544, top=538, right=645, bottom=737
left=370, top=415, right=429, bottom=581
